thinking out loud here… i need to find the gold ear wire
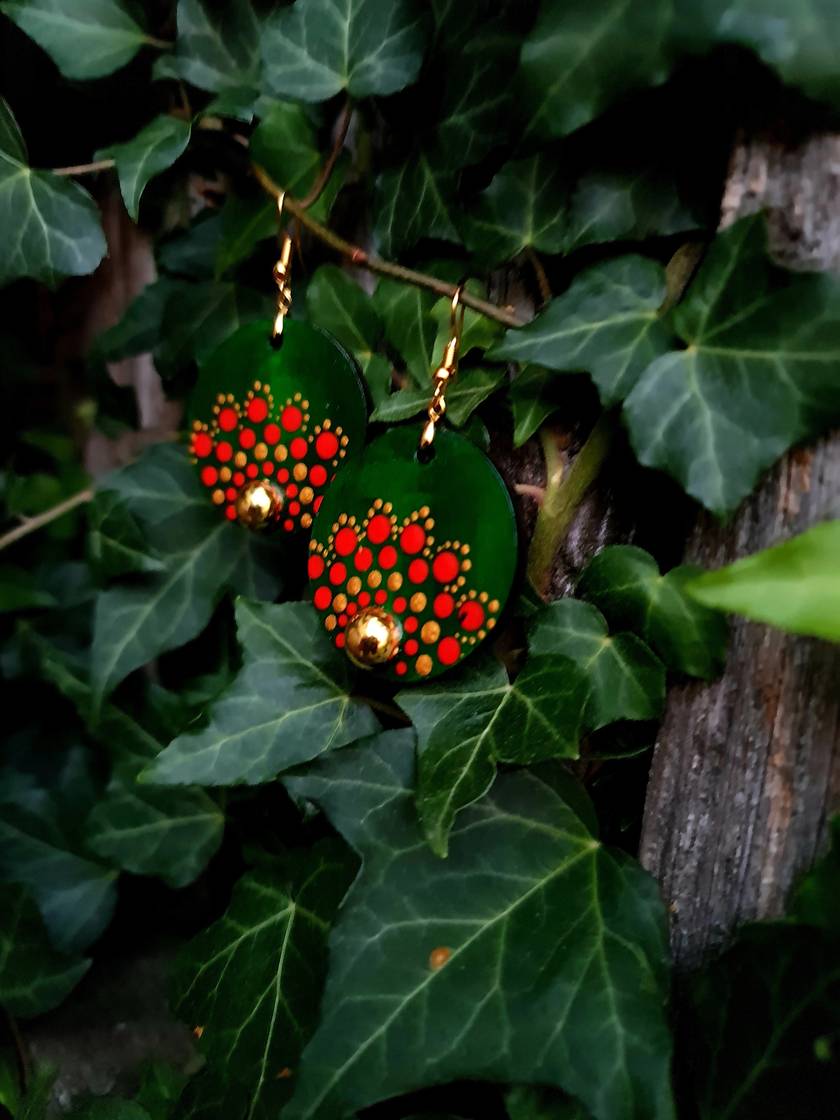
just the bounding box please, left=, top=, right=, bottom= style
left=419, top=283, right=465, bottom=452
left=272, top=191, right=294, bottom=341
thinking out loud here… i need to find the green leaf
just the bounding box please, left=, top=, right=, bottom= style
left=154, top=282, right=272, bottom=381
left=262, top=0, right=428, bottom=101
left=87, top=492, right=164, bottom=580
left=519, top=0, right=671, bottom=140
left=143, top=600, right=380, bottom=787
left=687, top=521, right=840, bottom=643
left=0, top=142, right=106, bottom=286
left=96, top=279, right=182, bottom=361
left=398, top=653, right=589, bottom=857
left=0, top=565, right=56, bottom=611
left=371, top=367, right=504, bottom=428
left=529, top=599, right=665, bottom=731
left=684, top=820, right=840, bottom=1118
left=304, top=265, right=388, bottom=402
left=463, top=154, right=567, bottom=267
left=157, top=213, right=224, bottom=279
left=373, top=278, right=437, bottom=384
left=0, top=884, right=90, bottom=1017
left=166, top=0, right=261, bottom=96
left=213, top=194, right=275, bottom=279
left=91, top=444, right=282, bottom=705
left=0, top=94, right=26, bottom=161
left=375, top=152, right=460, bottom=257
left=283, top=732, right=674, bottom=1120
left=565, top=167, right=701, bottom=251
left=624, top=216, right=840, bottom=514
left=430, top=284, right=503, bottom=363
left=97, top=115, right=191, bottom=221
left=577, top=545, right=728, bottom=680
left=251, top=101, right=322, bottom=195
left=0, top=745, right=117, bottom=953
left=1, top=0, right=152, bottom=79
left=174, top=845, right=356, bottom=1118
left=29, top=635, right=224, bottom=889
left=491, top=257, right=672, bottom=407
left=507, top=1086, right=592, bottom=1120
left=509, top=365, right=565, bottom=446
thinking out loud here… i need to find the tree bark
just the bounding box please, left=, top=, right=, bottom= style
left=640, top=125, right=840, bottom=970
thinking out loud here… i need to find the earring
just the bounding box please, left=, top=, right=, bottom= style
left=308, top=286, right=518, bottom=682
left=186, top=193, right=367, bottom=532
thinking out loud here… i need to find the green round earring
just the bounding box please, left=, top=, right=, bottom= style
left=186, top=195, right=367, bottom=533
left=308, top=287, right=518, bottom=683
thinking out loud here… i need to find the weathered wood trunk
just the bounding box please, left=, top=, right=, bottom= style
left=640, top=127, right=840, bottom=969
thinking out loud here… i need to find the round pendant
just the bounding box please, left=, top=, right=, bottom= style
left=308, top=427, right=518, bottom=683
left=187, top=319, right=367, bottom=532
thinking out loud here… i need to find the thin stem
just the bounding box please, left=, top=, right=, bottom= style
left=526, top=246, right=552, bottom=306
left=144, top=35, right=174, bottom=50
left=297, top=101, right=353, bottom=211
left=253, top=163, right=526, bottom=329
left=5, top=1009, right=29, bottom=1092
left=0, top=489, right=93, bottom=553
left=526, top=414, right=615, bottom=598
left=52, top=159, right=115, bottom=177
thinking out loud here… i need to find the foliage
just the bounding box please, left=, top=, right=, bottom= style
left=0, top=2, right=838, bottom=1119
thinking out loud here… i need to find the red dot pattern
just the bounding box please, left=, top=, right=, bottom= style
left=189, top=382, right=348, bottom=532
left=309, top=502, right=501, bottom=679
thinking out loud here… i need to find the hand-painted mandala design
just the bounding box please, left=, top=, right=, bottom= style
left=308, top=500, right=500, bottom=679
left=188, top=380, right=349, bottom=532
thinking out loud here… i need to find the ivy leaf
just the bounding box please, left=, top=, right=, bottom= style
left=174, top=844, right=356, bottom=1119
left=507, top=1086, right=592, bottom=1120
left=250, top=101, right=322, bottom=198
left=154, top=282, right=272, bottom=381
left=165, top=0, right=261, bottom=97
left=529, top=599, right=665, bottom=731
left=0, top=884, right=90, bottom=1018
left=435, top=27, right=518, bottom=169
left=91, top=444, right=283, bottom=706
left=577, top=545, right=728, bottom=680
left=97, top=115, right=191, bottom=221
left=624, top=216, right=840, bottom=514
left=463, top=154, right=568, bottom=267
left=375, top=153, right=460, bottom=257
left=565, top=167, right=700, bottom=251
left=0, top=566, right=55, bottom=612
left=0, top=744, right=117, bottom=953
left=87, top=491, right=164, bottom=580
left=373, top=279, right=437, bottom=384
left=0, top=94, right=26, bottom=161
left=1, top=0, right=153, bottom=79
left=0, top=110, right=106, bottom=286
left=213, top=194, right=275, bottom=279
left=262, top=0, right=428, bottom=101
left=304, top=264, right=388, bottom=400
left=283, top=732, right=674, bottom=1120
left=398, top=653, right=589, bottom=857
left=29, top=634, right=224, bottom=889
left=96, top=278, right=183, bottom=362
left=687, top=520, right=840, bottom=643
left=143, top=600, right=380, bottom=787
left=519, top=0, right=671, bottom=140
left=490, top=257, right=672, bottom=407
left=371, top=367, right=505, bottom=428
left=509, top=365, right=565, bottom=446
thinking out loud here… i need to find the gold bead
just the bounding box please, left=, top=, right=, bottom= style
left=235, top=480, right=283, bottom=529
left=344, top=606, right=402, bottom=669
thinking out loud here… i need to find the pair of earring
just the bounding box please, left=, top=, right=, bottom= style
left=187, top=196, right=517, bottom=684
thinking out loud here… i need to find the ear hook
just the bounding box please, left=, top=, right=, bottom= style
left=419, top=282, right=466, bottom=453
left=272, top=191, right=294, bottom=341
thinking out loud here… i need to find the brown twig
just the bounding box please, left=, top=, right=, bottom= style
left=52, top=159, right=115, bottom=177
left=253, top=164, right=525, bottom=328
left=297, top=100, right=353, bottom=210
left=525, top=246, right=552, bottom=307
left=0, top=489, right=94, bottom=553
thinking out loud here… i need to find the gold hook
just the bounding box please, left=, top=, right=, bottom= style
left=272, top=192, right=294, bottom=341
left=419, top=283, right=465, bottom=452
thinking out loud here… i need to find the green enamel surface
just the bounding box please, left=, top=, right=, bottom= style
left=186, top=318, right=367, bottom=533
left=309, top=426, right=518, bottom=683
